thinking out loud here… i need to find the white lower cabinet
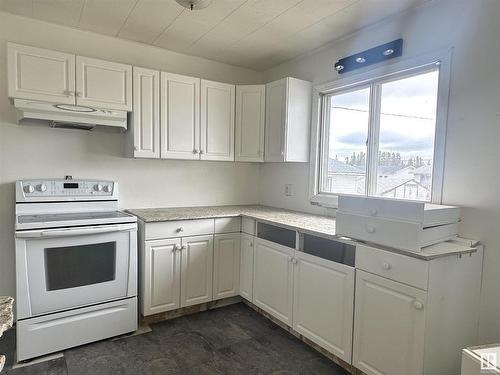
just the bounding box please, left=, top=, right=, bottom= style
left=213, top=233, right=240, bottom=300
left=142, top=238, right=181, bottom=316
left=180, top=235, right=214, bottom=307
left=253, top=238, right=294, bottom=326
left=293, top=251, right=355, bottom=363
left=239, top=233, right=254, bottom=301
left=352, top=270, right=426, bottom=375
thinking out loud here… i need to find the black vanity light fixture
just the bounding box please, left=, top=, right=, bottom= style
left=334, top=39, right=403, bottom=74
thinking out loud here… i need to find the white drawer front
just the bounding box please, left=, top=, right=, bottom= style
left=356, top=244, right=429, bottom=290
left=336, top=212, right=457, bottom=252
left=241, top=217, right=256, bottom=235
left=215, top=217, right=241, bottom=234
left=144, top=219, right=214, bottom=240
left=338, top=195, right=424, bottom=222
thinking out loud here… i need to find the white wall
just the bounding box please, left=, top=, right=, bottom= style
left=261, top=0, right=500, bottom=343
left=0, top=12, right=263, bottom=300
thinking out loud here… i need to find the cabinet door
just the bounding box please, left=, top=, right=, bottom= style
left=353, top=270, right=427, bottom=375
left=7, top=43, right=76, bottom=104
left=293, top=251, right=354, bottom=363
left=200, top=80, right=235, bottom=161
left=213, top=233, right=240, bottom=300
left=132, top=67, right=160, bottom=158
left=253, top=238, right=294, bottom=326
left=239, top=233, right=254, bottom=302
left=235, top=85, right=265, bottom=162
left=180, top=235, right=213, bottom=307
left=143, top=239, right=181, bottom=316
left=265, top=78, right=286, bottom=162
left=160, top=72, right=200, bottom=160
left=75, top=56, right=132, bottom=111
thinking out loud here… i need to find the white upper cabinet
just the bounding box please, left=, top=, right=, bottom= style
left=265, top=77, right=312, bottom=162
left=75, top=56, right=132, bottom=111
left=200, top=80, right=235, bottom=161
left=160, top=72, right=200, bottom=160
left=7, top=43, right=132, bottom=111
left=353, top=270, right=426, bottom=375
left=132, top=67, right=160, bottom=158
left=235, top=85, right=266, bottom=162
left=7, top=43, right=76, bottom=104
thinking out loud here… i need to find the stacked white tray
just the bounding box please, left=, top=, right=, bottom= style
left=336, top=196, right=461, bottom=252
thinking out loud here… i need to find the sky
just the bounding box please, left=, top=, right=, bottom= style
left=328, top=69, right=439, bottom=162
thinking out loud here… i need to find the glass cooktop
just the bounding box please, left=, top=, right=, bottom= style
left=18, top=211, right=134, bottom=224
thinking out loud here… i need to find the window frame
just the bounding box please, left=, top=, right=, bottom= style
left=309, top=49, right=452, bottom=208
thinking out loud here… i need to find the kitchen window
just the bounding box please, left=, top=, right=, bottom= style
left=309, top=52, right=451, bottom=207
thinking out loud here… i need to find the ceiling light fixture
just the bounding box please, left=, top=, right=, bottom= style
left=175, top=0, right=212, bottom=11
left=355, top=57, right=366, bottom=63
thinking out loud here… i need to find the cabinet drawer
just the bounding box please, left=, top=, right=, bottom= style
left=356, top=244, right=429, bottom=290
left=241, top=217, right=256, bottom=235
left=215, top=217, right=241, bottom=234
left=338, top=195, right=460, bottom=227
left=144, top=219, right=214, bottom=240
left=336, top=211, right=458, bottom=252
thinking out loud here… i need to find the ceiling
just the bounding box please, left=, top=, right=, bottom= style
left=0, top=0, right=429, bottom=71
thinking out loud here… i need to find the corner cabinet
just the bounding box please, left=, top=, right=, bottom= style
left=235, top=85, right=266, bottom=162
left=253, top=238, right=294, bottom=326
left=239, top=233, right=255, bottom=301
left=265, top=77, right=312, bottom=162
left=213, top=233, right=241, bottom=300
left=7, top=43, right=132, bottom=111
left=200, top=80, right=236, bottom=161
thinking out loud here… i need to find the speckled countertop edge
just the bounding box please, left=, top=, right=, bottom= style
left=126, top=205, right=478, bottom=260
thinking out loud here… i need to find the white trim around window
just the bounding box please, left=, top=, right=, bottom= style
left=309, top=48, right=453, bottom=208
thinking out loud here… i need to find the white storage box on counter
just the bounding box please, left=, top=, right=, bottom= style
left=461, top=344, right=500, bottom=374
left=336, top=195, right=461, bottom=252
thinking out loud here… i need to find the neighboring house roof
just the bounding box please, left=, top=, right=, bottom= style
left=413, top=164, right=433, bottom=175
left=378, top=178, right=430, bottom=196
left=377, top=165, right=414, bottom=176
left=328, top=159, right=365, bottom=175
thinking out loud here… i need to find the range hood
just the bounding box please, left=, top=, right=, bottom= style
left=14, top=99, right=128, bottom=131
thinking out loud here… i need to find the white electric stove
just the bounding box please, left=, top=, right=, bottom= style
left=14, top=178, right=138, bottom=361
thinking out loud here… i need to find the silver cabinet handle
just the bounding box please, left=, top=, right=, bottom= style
left=134, top=146, right=139, bottom=151
left=382, top=262, right=391, bottom=270
left=366, top=226, right=376, bottom=234
left=199, top=150, right=204, bottom=154
left=291, top=258, right=298, bottom=264
left=76, top=92, right=83, bottom=98
left=176, top=227, right=184, bottom=233
left=413, top=301, right=424, bottom=310
left=193, top=149, right=199, bottom=154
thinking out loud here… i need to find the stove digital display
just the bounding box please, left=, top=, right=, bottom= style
left=63, top=183, right=79, bottom=189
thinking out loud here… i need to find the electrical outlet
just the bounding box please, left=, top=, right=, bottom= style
left=284, top=184, right=293, bottom=196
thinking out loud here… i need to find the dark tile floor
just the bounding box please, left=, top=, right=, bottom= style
left=1, top=303, right=349, bottom=375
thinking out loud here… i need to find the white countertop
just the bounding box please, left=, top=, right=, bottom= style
left=126, top=205, right=478, bottom=260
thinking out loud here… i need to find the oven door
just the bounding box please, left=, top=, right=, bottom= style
left=15, top=223, right=137, bottom=318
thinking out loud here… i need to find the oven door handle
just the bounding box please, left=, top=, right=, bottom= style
left=16, top=224, right=136, bottom=238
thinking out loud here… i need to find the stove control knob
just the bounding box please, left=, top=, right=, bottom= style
left=24, top=184, right=34, bottom=193
left=94, top=184, right=103, bottom=192
left=103, top=185, right=112, bottom=193
left=36, top=184, right=47, bottom=192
